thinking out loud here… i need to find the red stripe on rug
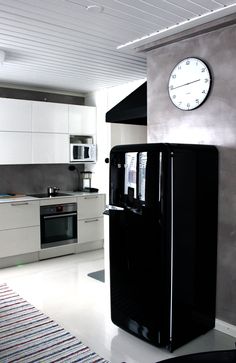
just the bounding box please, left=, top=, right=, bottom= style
left=8, top=336, right=77, bottom=363
left=0, top=319, right=57, bottom=339
left=0, top=305, right=36, bottom=318
left=0, top=312, right=48, bottom=327
left=0, top=328, right=66, bottom=351
left=52, top=346, right=90, bottom=362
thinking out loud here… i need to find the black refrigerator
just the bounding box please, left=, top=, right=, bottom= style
left=108, top=143, right=218, bottom=352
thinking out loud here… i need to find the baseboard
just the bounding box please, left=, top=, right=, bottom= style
left=39, top=244, right=77, bottom=260
left=215, top=319, right=236, bottom=338
left=0, top=252, right=39, bottom=269
left=76, top=240, right=104, bottom=253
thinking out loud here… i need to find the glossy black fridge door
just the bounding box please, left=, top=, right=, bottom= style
left=108, top=142, right=218, bottom=353
left=169, top=144, right=218, bottom=352
left=109, top=144, right=171, bottom=347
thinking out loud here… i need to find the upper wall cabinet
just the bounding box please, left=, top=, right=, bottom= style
left=32, top=133, right=69, bottom=164
left=0, top=97, right=97, bottom=165
left=32, top=101, right=68, bottom=133
left=0, top=132, right=32, bottom=164
left=0, top=98, right=32, bottom=132
left=68, top=105, right=96, bottom=136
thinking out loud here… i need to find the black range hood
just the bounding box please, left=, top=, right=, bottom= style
left=106, top=81, right=147, bottom=125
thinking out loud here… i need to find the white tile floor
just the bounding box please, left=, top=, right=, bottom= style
left=0, top=249, right=235, bottom=363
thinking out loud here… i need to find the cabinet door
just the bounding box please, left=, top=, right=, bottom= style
left=32, top=133, right=69, bottom=164
left=0, top=98, right=32, bottom=132
left=78, top=217, right=104, bottom=243
left=32, top=101, right=68, bottom=133
left=0, top=201, right=39, bottom=230
left=0, top=226, right=40, bottom=257
left=68, top=105, right=96, bottom=135
left=0, top=132, right=32, bottom=164
left=77, top=194, right=105, bottom=219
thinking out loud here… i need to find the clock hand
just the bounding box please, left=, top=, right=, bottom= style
left=171, top=78, right=200, bottom=90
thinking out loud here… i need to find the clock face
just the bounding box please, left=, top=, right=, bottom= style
left=168, top=57, right=211, bottom=111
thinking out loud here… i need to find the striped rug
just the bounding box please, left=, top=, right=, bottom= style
left=0, top=283, right=109, bottom=363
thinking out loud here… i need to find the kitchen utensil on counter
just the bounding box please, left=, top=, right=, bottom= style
left=80, top=171, right=92, bottom=190
left=80, top=171, right=99, bottom=192
left=47, top=186, right=60, bottom=196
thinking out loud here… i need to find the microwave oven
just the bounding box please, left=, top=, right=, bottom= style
left=70, top=143, right=96, bottom=163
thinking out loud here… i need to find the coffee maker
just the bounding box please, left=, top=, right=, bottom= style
left=80, top=171, right=98, bottom=193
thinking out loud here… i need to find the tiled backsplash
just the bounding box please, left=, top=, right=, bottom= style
left=0, top=164, right=84, bottom=194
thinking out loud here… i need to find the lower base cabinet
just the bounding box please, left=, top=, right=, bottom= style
left=77, top=194, right=105, bottom=249
left=78, top=217, right=104, bottom=243
left=0, top=193, right=106, bottom=267
left=0, top=226, right=40, bottom=258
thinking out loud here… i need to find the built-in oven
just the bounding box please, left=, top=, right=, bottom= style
left=40, top=203, right=77, bottom=249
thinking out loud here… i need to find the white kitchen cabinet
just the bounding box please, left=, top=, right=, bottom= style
left=0, top=200, right=40, bottom=258
left=0, top=227, right=40, bottom=258
left=32, top=133, right=69, bottom=163
left=68, top=105, right=96, bottom=136
left=77, top=194, right=105, bottom=248
left=32, top=101, right=68, bottom=133
left=0, top=200, right=39, bottom=230
left=0, top=98, right=32, bottom=132
left=0, top=132, right=32, bottom=164
left=78, top=217, right=104, bottom=243
left=77, top=194, right=105, bottom=219
left=0, top=99, right=98, bottom=166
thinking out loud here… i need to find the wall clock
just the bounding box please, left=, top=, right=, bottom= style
left=168, top=57, right=211, bottom=111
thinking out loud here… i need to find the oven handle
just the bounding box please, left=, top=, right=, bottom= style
left=43, top=212, right=77, bottom=219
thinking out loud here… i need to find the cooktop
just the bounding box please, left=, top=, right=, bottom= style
left=27, top=193, right=71, bottom=198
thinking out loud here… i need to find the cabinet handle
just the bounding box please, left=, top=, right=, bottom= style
left=84, top=218, right=99, bottom=223
left=84, top=196, right=98, bottom=199
left=11, top=202, right=29, bottom=206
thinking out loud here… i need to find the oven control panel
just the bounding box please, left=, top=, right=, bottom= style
left=40, top=202, right=77, bottom=215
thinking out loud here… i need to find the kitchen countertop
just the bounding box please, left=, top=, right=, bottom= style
left=0, top=191, right=102, bottom=204
left=0, top=195, right=39, bottom=204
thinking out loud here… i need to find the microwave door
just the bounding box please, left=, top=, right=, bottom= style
left=84, top=146, right=90, bottom=159
left=73, top=145, right=84, bottom=160
left=70, top=144, right=95, bottom=162
left=73, top=146, right=79, bottom=160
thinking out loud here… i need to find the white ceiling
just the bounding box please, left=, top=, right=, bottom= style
left=0, top=0, right=235, bottom=94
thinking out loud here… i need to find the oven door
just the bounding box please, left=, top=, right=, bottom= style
left=41, top=211, right=77, bottom=249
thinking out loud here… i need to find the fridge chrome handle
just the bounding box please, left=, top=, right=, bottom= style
left=159, top=152, right=163, bottom=202
left=107, top=205, right=124, bottom=211
left=103, top=205, right=125, bottom=214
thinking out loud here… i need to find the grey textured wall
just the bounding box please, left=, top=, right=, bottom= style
left=0, top=164, right=84, bottom=194
left=147, top=24, right=236, bottom=325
